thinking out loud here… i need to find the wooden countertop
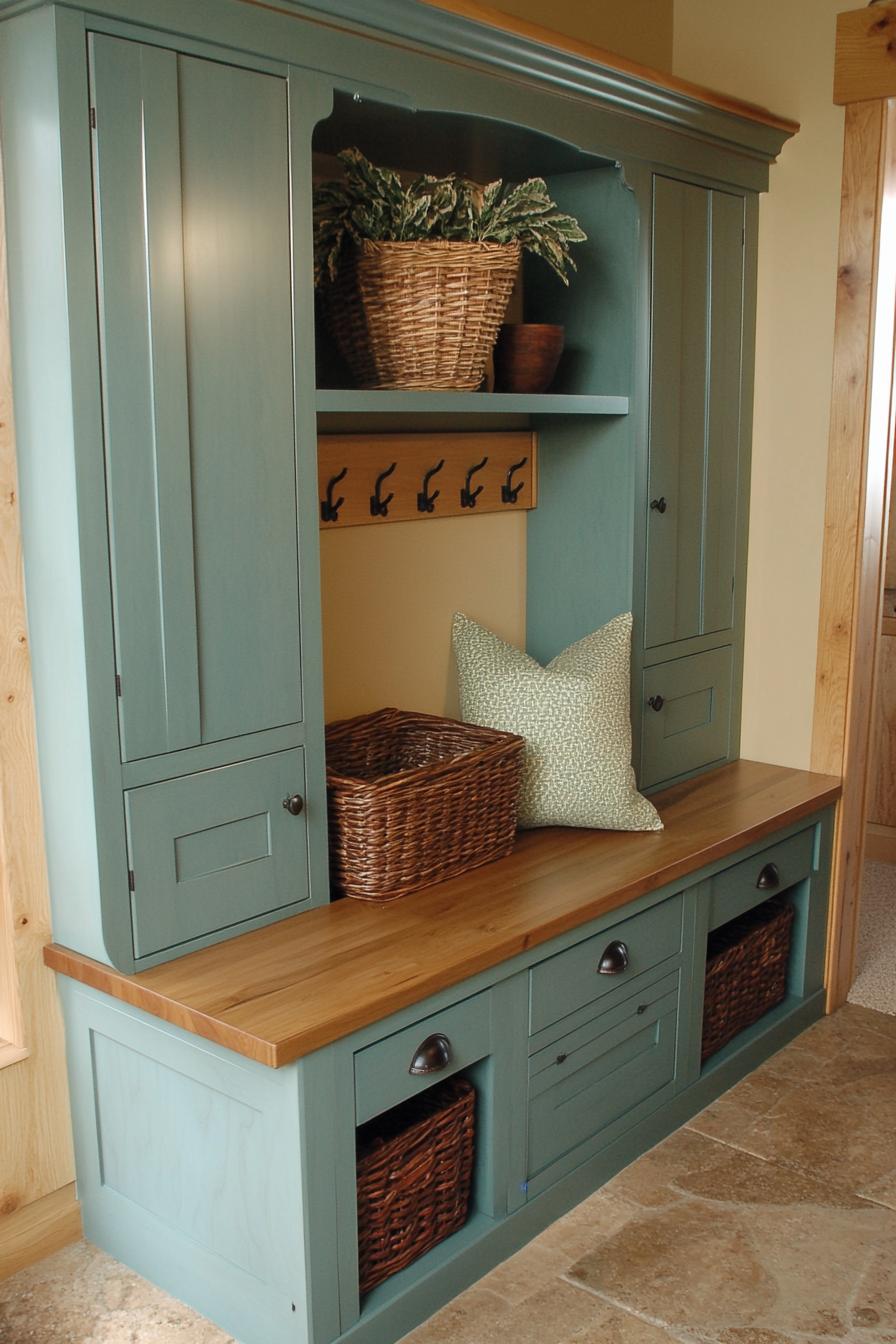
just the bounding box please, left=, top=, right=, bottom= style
left=44, top=759, right=840, bottom=1067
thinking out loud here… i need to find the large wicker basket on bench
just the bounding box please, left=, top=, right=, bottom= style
left=325, top=707, right=525, bottom=902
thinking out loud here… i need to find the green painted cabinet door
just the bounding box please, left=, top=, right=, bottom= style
left=645, top=177, right=745, bottom=651
left=89, top=34, right=302, bottom=762
left=125, top=749, right=309, bottom=960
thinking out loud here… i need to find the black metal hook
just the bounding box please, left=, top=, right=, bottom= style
left=321, top=466, right=348, bottom=523
left=501, top=456, right=528, bottom=505
left=417, top=459, right=445, bottom=514
left=370, top=462, right=397, bottom=518
left=460, top=456, right=488, bottom=509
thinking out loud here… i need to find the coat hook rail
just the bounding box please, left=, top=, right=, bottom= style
left=318, top=432, right=537, bottom=529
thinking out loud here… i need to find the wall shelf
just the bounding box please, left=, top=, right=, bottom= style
left=315, top=390, right=630, bottom=416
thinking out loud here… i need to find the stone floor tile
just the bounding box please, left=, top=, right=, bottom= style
left=403, top=1277, right=689, bottom=1344
left=566, top=1139, right=896, bottom=1342
left=0, top=1241, right=234, bottom=1343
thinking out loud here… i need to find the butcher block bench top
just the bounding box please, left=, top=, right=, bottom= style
left=44, top=759, right=840, bottom=1067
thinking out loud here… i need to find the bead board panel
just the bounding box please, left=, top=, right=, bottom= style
left=318, top=432, right=537, bottom=527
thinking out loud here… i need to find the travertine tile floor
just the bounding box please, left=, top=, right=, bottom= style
left=2, top=1003, right=895, bottom=1344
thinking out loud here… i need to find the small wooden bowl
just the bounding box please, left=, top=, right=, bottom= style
left=493, top=324, right=565, bottom=394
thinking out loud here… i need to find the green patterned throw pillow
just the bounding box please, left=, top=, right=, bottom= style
left=452, top=612, right=662, bottom=832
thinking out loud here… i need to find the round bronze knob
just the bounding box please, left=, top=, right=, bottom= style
left=282, top=793, right=304, bottom=816
left=650, top=497, right=668, bottom=513
left=408, top=1033, right=452, bottom=1076
left=597, top=940, right=630, bottom=975
left=648, top=695, right=664, bottom=712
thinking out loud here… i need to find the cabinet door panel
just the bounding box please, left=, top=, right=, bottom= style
left=646, top=177, right=709, bottom=649
left=90, top=36, right=302, bottom=760
left=703, top=190, right=745, bottom=635
left=125, top=749, right=309, bottom=960
left=177, top=54, right=303, bottom=744
left=646, top=178, right=744, bottom=651
left=640, top=646, right=733, bottom=788
left=90, top=36, right=200, bottom=760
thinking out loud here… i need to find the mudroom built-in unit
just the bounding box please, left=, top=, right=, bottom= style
left=0, top=2, right=840, bottom=1343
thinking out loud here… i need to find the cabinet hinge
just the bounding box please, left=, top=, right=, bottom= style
left=115, top=673, right=122, bottom=698
left=128, top=869, right=135, bottom=892
left=89, top=106, right=96, bottom=130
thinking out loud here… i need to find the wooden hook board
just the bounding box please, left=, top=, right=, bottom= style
left=318, top=432, right=537, bottom=528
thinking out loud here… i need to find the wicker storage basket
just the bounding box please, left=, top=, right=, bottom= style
left=326, top=708, right=525, bottom=902
left=356, top=1076, right=475, bottom=1296
left=701, top=897, right=795, bottom=1062
left=324, top=239, right=521, bottom=390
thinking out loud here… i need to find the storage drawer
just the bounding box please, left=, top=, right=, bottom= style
left=125, top=749, right=309, bottom=960
left=640, top=645, right=733, bottom=789
left=529, top=894, right=682, bottom=1036
left=709, top=827, right=814, bottom=931
left=527, top=968, right=680, bottom=1179
left=354, top=990, right=491, bottom=1125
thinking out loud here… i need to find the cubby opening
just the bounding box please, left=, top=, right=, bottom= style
left=701, top=885, right=809, bottom=1071
left=354, top=1057, right=496, bottom=1313
left=312, top=86, right=640, bottom=742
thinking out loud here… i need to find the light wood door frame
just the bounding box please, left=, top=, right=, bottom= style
left=814, top=4, right=896, bottom=1007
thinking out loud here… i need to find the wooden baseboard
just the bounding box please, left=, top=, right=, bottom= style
left=865, top=824, right=896, bottom=863
left=0, top=1183, right=81, bottom=1280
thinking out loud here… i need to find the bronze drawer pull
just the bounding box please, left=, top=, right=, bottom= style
left=647, top=695, right=664, bottom=712
left=408, top=1032, right=452, bottom=1076
left=756, top=862, right=780, bottom=890
left=282, top=793, right=304, bottom=816
left=597, top=940, right=630, bottom=975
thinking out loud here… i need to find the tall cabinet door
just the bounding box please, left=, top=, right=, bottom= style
left=645, top=177, right=745, bottom=652
left=639, top=175, right=747, bottom=790
left=90, top=35, right=303, bottom=763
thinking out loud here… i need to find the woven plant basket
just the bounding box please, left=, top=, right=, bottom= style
left=356, top=1076, right=475, bottom=1296
left=701, top=897, right=795, bottom=1062
left=324, top=239, right=521, bottom=390
left=326, top=707, right=524, bottom=902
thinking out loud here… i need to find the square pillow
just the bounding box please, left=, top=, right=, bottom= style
left=452, top=611, right=662, bottom=832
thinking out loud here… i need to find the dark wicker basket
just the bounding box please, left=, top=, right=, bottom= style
left=356, top=1076, right=475, bottom=1296
left=701, top=897, right=796, bottom=1062
left=325, top=708, right=525, bottom=902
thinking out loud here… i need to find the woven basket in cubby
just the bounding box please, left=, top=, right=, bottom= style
left=701, top=897, right=795, bottom=1062
left=323, top=239, right=521, bottom=391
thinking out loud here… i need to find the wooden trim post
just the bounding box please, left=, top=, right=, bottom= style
left=813, top=92, right=896, bottom=1007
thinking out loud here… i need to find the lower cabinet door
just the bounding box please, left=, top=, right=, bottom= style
left=124, top=749, right=310, bottom=960
left=640, top=645, right=733, bottom=789
left=526, top=969, right=680, bottom=1193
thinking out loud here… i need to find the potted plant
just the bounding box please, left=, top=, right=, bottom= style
left=314, top=148, right=586, bottom=392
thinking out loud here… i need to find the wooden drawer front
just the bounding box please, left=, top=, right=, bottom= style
left=125, top=749, right=309, bottom=959
left=709, top=827, right=815, bottom=931
left=529, top=895, right=682, bottom=1037
left=527, top=970, right=680, bottom=1179
left=640, top=646, right=733, bottom=789
left=355, top=991, right=491, bottom=1125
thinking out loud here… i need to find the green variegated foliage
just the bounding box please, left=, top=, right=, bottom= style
left=314, top=148, right=587, bottom=287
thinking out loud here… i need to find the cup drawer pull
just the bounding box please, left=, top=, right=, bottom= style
left=756, top=862, right=780, bottom=891
left=408, top=1033, right=453, bottom=1076
left=597, top=940, right=630, bottom=975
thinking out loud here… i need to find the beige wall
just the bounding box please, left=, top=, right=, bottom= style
left=673, top=1, right=845, bottom=769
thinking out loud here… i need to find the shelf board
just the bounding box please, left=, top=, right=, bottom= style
left=315, top=390, right=629, bottom=416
